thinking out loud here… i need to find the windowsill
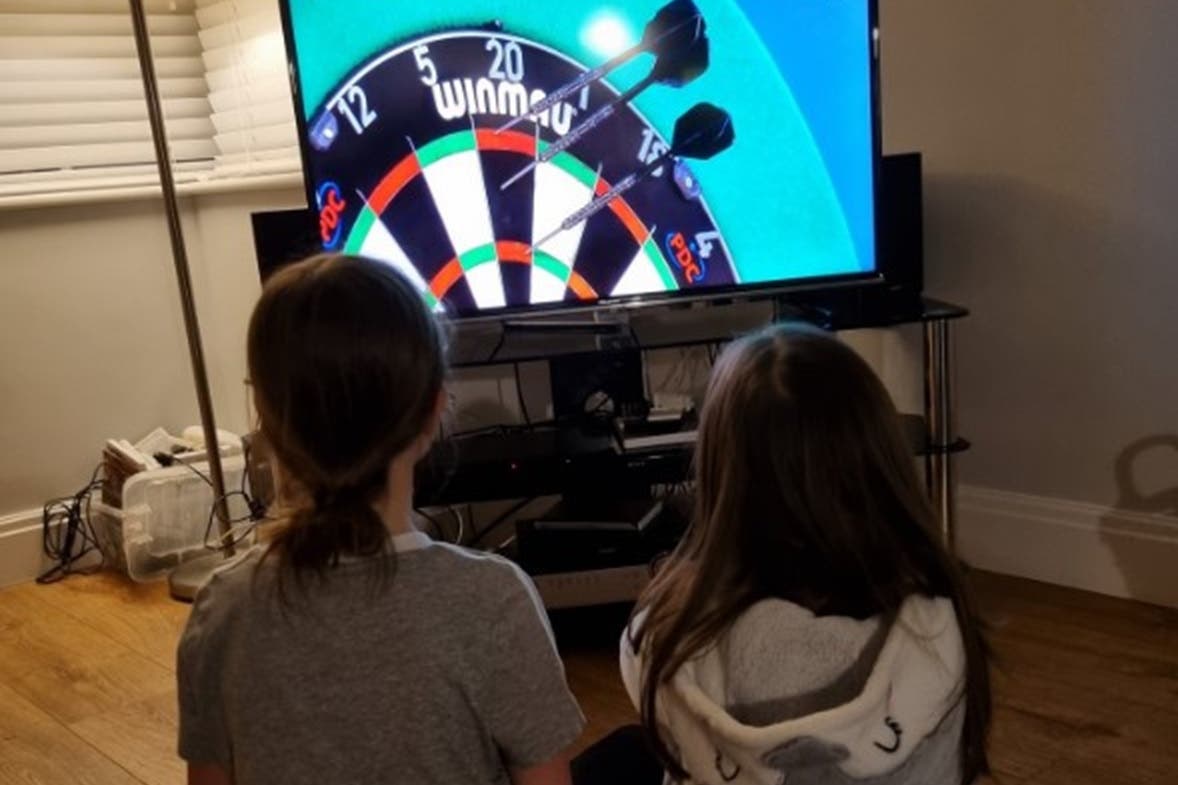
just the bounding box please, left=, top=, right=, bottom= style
left=0, top=171, right=306, bottom=212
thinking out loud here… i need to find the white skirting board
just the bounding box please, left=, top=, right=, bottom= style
left=0, top=508, right=50, bottom=588
left=958, top=485, right=1178, bottom=609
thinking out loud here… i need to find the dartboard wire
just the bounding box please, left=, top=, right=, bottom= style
left=349, top=187, right=437, bottom=307
left=455, top=116, right=507, bottom=308
left=555, top=160, right=604, bottom=300
left=402, top=125, right=511, bottom=310
left=528, top=159, right=603, bottom=259
left=634, top=222, right=660, bottom=298
left=526, top=156, right=604, bottom=304
left=562, top=161, right=606, bottom=295
left=468, top=112, right=514, bottom=298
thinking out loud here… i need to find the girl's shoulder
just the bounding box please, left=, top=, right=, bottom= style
left=180, top=547, right=267, bottom=632
left=416, top=542, right=550, bottom=618
left=632, top=595, right=960, bottom=728
left=723, top=594, right=957, bottom=660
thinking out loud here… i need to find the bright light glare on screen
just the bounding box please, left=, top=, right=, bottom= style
left=580, top=10, right=636, bottom=59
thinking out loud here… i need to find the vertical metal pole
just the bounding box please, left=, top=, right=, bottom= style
left=923, top=318, right=956, bottom=551
left=128, top=0, right=234, bottom=556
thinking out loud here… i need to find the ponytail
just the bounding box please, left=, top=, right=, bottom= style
left=246, top=254, right=447, bottom=603
left=263, top=472, right=394, bottom=604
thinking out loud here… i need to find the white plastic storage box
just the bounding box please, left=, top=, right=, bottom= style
left=91, top=455, right=250, bottom=582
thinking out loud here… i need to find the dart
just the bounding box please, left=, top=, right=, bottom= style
left=500, top=25, right=708, bottom=192
left=495, top=0, right=706, bottom=136
left=533, top=103, right=734, bottom=249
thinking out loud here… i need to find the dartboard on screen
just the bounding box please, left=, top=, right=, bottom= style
left=306, top=29, right=733, bottom=316
left=282, top=1, right=881, bottom=318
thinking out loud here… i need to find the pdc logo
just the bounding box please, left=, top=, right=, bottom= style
left=665, top=231, right=706, bottom=284
left=317, top=181, right=347, bottom=249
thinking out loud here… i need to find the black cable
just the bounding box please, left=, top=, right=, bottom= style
left=202, top=490, right=258, bottom=551
left=513, top=362, right=532, bottom=426
left=469, top=497, right=535, bottom=548
left=170, top=457, right=213, bottom=487
left=37, top=463, right=105, bottom=584
left=240, top=436, right=252, bottom=497
left=163, top=453, right=266, bottom=551
left=487, top=325, right=508, bottom=362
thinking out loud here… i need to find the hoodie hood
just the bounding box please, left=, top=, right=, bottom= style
left=621, top=595, right=966, bottom=785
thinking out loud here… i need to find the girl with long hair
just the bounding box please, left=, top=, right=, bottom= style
left=177, top=254, right=583, bottom=785
left=622, top=324, right=991, bottom=784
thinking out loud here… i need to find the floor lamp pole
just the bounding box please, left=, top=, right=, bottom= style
left=127, top=0, right=236, bottom=600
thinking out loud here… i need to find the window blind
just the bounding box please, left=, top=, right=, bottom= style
left=0, top=0, right=213, bottom=202
left=195, top=0, right=299, bottom=179
left=0, top=0, right=301, bottom=206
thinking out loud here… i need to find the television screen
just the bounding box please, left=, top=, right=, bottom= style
left=280, top=0, right=878, bottom=318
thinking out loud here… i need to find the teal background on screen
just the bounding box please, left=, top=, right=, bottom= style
left=285, top=1, right=875, bottom=281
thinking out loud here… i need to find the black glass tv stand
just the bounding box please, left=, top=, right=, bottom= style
left=431, top=293, right=969, bottom=551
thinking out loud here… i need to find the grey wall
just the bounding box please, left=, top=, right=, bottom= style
left=882, top=0, right=1178, bottom=506
left=0, top=188, right=302, bottom=513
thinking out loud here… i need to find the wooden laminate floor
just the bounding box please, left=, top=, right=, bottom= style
left=0, top=570, right=1174, bottom=784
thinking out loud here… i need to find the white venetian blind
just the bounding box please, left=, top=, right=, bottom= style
left=195, top=0, right=299, bottom=179
left=0, top=0, right=215, bottom=202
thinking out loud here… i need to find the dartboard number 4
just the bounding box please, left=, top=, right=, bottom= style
left=486, top=38, right=525, bottom=82
left=695, top=231, right=721, bottom=260
left=331, top=85, right=376, bottom=135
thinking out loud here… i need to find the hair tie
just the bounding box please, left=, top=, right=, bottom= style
left=313, top=485, right=365, bottom=513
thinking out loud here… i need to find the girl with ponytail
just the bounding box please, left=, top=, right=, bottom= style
left=177, top=254, right=584, bottom=785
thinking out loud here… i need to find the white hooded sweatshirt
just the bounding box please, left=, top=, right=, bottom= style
left=620, top=595, right=966, bottom=785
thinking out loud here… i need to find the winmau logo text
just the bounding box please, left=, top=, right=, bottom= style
left=431, top=78, right=577, bottom=137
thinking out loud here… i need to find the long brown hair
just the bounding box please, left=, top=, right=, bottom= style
left=247, top=253, right=446, bottom=592
left=631, top=324, right=990, bottom=782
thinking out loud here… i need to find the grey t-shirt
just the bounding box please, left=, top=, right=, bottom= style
left=177, top=530, right=585, bottom=785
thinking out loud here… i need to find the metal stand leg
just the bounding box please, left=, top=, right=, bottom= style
left=923, top=318, right=956, bottom=551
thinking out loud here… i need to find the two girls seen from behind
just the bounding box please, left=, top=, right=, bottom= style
left=176, top=252, right=990, bottom=785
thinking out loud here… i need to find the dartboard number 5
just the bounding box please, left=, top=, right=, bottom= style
left=414, top=46, right=438, bottom=86
left=486, top=38, right=525, bottom=82
left=331, top=85, right=376, bottom=135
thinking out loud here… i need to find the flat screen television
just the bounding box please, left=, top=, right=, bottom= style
left=278, top=0, right=881, bottom=319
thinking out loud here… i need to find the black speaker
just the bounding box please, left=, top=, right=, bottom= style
left=250, top=208, right=318, bottom=282
left=877, top=152, right=924, bottom=295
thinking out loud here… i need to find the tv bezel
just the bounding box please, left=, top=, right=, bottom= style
left=277, top=0, right=884, bottom=322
